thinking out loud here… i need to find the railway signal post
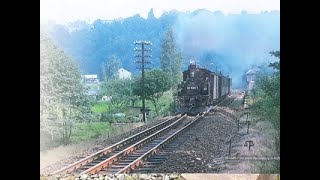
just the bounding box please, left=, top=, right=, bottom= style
left=229, top=139, right=232, bottom=157
left=134, top=41, right=152, bottom=123
left=244, top=140, right=254, bottom=150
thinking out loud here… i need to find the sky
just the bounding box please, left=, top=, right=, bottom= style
left=40, top=0, right=280, bottom=24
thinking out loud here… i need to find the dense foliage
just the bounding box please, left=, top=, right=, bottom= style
left=99, top=55, right=122, bottom=81
left=250, top=51, right=280, bottom=154
left=48, top=9, right=177, bottom=75
left=46, top=9, right=279, bottom=88
left=40, top=31, right=92, bottom=148
left=100, top=78, right=133, bottom=111
left=132, top=69, right=171, bottom=116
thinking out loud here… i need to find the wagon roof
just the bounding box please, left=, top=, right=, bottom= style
left=183, top=67, right=230, bottom=79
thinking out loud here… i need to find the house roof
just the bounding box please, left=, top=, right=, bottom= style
left=82, top=74, right=98, bottom=79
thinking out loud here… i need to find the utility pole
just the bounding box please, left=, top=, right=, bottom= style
left=134, top=41, right=152, bottom=123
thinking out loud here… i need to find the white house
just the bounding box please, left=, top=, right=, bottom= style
left=117, top=68, right=131, bottom=80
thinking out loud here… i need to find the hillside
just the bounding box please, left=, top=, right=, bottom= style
left=42, top=9, right=279, bottom=88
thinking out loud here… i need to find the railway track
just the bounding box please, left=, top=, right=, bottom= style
left=133, top=96, right=236, bottom=173
left=51, top=96, right=234, bottom=175
left=80, top=114, right=190, bottom=175
left=113, top=112, right=208, bottom=174
left=50, top=114, right=182, bottom=175
left=50, top=112, right=207, bottom=175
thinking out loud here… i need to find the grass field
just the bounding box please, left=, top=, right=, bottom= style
left=91, top=102, right=109, bottom=113
left=70, top=122, right=110, bottom=143
left=78, top=90, right=175, bottom=143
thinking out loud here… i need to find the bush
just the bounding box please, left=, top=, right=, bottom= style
left=70, top=122, right=110, bottom=143
left=250, top=51, right=280, bottom=155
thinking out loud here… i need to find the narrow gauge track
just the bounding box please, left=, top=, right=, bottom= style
left=51, top=95, right=235, bottom=175
left=105, top=113, right=206, bottom=174
left=133, top=95, right=236, bottom=173
left=50, top=114, right=182, bottom=175
left=103, top=96, right=234, bottom=174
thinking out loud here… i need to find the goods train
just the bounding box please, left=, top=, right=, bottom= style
left=177, top=62, right=232, bottom=114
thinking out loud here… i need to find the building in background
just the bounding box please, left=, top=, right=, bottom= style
left=82, top=74, right=99, bottom=84
left=117, top=68, right=131, bottom=80
left=246, top=67, right=260, bottom=90
left=82, top=74, right=100, bottom=99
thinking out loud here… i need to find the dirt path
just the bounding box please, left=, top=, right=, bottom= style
left=218, top=118, right=280, bottom=173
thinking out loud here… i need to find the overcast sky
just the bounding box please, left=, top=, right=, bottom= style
left=40, top=0, right=280, bottom=24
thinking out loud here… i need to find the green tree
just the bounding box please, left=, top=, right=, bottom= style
left=132, top=69, right=171, bottom=116
left=98, top=62, right=106, bottom=82
left=160, top=27, right=183, bottom=88
left=100, top=78, right=133, bottom=111
left=99, top=55, right=122, bottom=81
left=269, top=51, right=280, bottom=71
left=40, top=31, right=91, bottom=146
left=251, top=50, right=280, bottom=155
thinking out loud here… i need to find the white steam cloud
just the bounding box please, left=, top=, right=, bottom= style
left=174, top=10, right=280, bottom=87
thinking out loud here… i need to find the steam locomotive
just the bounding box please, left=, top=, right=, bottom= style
left=177, top=62, right=232, bottom=114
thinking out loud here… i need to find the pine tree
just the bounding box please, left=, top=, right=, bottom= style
left=99, top=55, right=122, bottom=81
left=160, top=27, right=183, bottom=88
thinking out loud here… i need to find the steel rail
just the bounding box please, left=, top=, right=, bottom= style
left=50, top=114, right=181, bottom=175
left=114, top=95, right=231, bottom=173
left=116, top=112, right=206, bottom=174
left=80, top=114, right=187, bottom=175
